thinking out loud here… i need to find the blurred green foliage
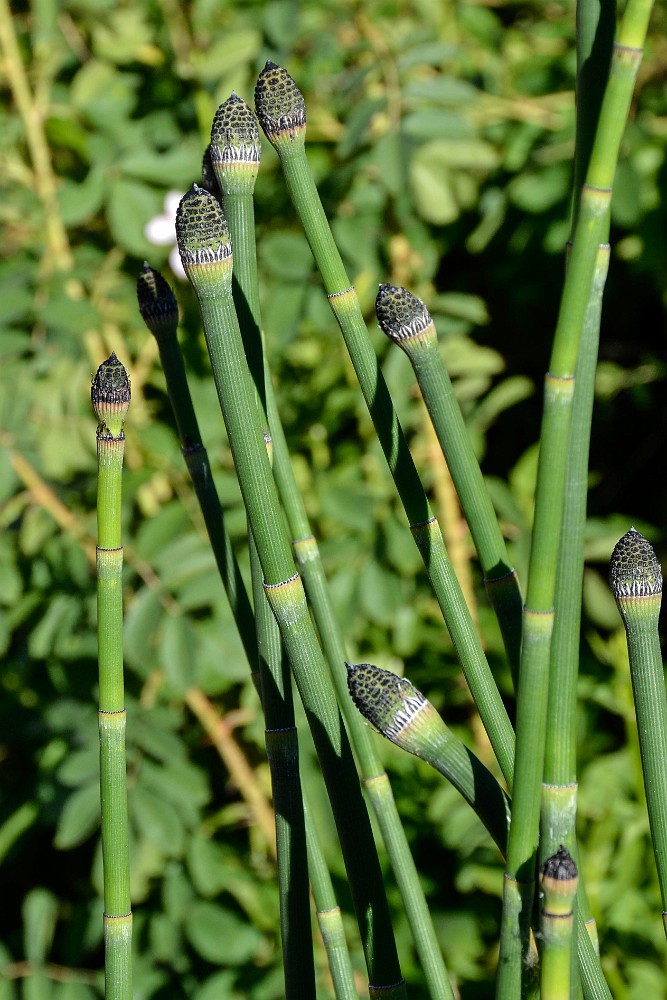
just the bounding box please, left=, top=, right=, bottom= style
left=1, top=0, right=667, bottom=997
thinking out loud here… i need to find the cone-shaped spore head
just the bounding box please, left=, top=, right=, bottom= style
left=92, top=352, right=131, bottom=436
left=346, top=661, right=430, bottom=744
left=210, top=93, right=261, bottom=164
left=609, top=527, right=662, bottom=599
left=137, top=263, right=178, bottom=338
left=175, top=184, right=232, bottom=291
left=375, top=284, right=436, bottom=351
left=254, top=61, right=306, bottom=146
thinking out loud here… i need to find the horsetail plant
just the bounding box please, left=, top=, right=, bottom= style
left=127, top=8, right=656, bottom=989
left=496, top=0, right=656, bottom=991
left=346, top=662, right=612, bottom=999
left=209, top=90, right=455, bottom=1000
left=136, top=263, right=258, bottom=676
left=609, top=528, right=667, bottom=935
left=303, top=795, right=359, bottom=1000
left=91, top=353, right=132, bottom=1000
left=135, top=278, right=352, bottom=998
left=254, top=60, right=517, bottom=792
left=136, top=264, right=315, bottom=996
left=541, top=0, right=616, bottom=954
left=539, top=846, right=578, bottom=1000
left=174, top=183, right=407, bottom=998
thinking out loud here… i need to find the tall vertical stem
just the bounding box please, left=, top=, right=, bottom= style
left=92, top=354, right=132, bottom=1000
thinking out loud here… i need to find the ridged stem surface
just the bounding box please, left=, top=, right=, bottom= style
left=346, top=663, right=610, bottom=998
left=214, top=111, right=454, bottom=999
left=610, top=529, right=667, bottom=930
left=375, top=285, right=522, bottom=676
left=177, top=188, right=405, bottom=995
left=216, top=133, right=318, bottom=994
left=255, top=75, right=515, bottom=789
left=303, top=794, right=359, bottom=1000
left=543, top=0, right=617, bottom=972
left=136, top=264, right=257, bottom=674
left=497, top=2, right=654, bottom=993
left=93, top=356, right=132, bottom=1000
left=540, top=849, right=578, bottom=1000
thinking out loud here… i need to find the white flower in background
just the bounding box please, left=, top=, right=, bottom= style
left=144, top=190, right=186, bottom=280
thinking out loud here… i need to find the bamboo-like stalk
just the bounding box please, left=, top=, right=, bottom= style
left=91, top=353, right=132, bottom=1000
left=175, top=184, right=406, bottom=998
left=542, top=245, right=609, bottom=975
left=138, top=260, right=325, bottom=997
left=540, top=847, right=578, bottom=1000
left=497, top=2, right=655, bottom=992
left=136, top=264, right=258, bottom=676
left=543, top=0, right=616, bottom=965
left=210, top=92, right=455, bottom=1000
left=346, top=662, right=612, bottom=999
left=303, top=795, right=359, bottom=1000
left=609, top=529, right=667, bottom=935
left=253, top=61, right=516, bottom=791
left=208, top=98, right=317, bottom=994
left=375, top=283, right=523, bottom=677
left=251, top=512, right=316, bottom=998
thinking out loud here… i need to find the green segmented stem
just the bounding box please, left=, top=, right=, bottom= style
left=176, top=184, right=406, bottom=998
left=136, top=264, right=258, bottom=677
left=497, top=2, right=654, bottom=993
left=543, top=0, right=617, bottom=975
left=610, top=529, right=667, bottom=935
left=540, top=847, right=578, bottom=1000
left=303, top=795, right=358, bottom=1000
left=254, top=60, right=515, bottom=792
left=375, top=283, right=523, bottom=676
left=139, top=259, right=317, bottom=997
left=209, top=99, right=316, bottom=994
left=542, top=245, right=610, bottom=982
left=211, top=91, right=454, bottom=1000
left=346, top=663, right=611, bottom=998
left=92, top=354, right=132, bottom=1000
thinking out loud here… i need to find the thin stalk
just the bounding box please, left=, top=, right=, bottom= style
left=572, top=0, right=616, bottom=219
left=375, top=283, right=523, bottom=677
left=252, top=523, right=316, bottom=998
left=254, top=61, right=515, bottom=790
left=91, top=354, right=132, bottom=1000
left=209, top=100, right=317, bottom=994
left=136, top=264, right=258, bottom=676
left=540, top=847, right=578, bottom=1000
left=175, top=185, right=406, bottom=999
left=137, top=261, right=317, bottom=996
left=542, top=245, right=609, bottom=972
left=497, top=2, right=655, bottom=992
left=545, top=0, right=616, bottom=961
left=210, top=93, right=454, bottom=1000
left=419, top=408, right=479, bottom=632
left=346, top=663, right=612, bottom=1000
left=303, top=795, right=359, bottom=1000
left=610, top=529, right=667, bottom=935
